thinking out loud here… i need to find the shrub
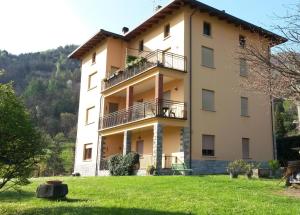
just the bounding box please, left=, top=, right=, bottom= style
left=146, top=165, right=155, bottom=175
left=108, top=153, right=140, bottom=176
left=268, top=160, right=280, bottom=177
left=227, top=160, right=247, bottom=178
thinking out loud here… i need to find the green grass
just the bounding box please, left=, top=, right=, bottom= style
left=0, top=176, right=299, bottom=215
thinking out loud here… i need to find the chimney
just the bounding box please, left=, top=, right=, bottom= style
left=155, top=5, right=162, bottom=11
left=122, top=27, right=129, bottom=34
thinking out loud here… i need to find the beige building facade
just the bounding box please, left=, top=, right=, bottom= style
left=69, top=0, right=286, bottom=176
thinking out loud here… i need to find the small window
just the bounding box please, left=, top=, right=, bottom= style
left=83, top=144, right=92, bottom=160
left=242, top=138, right=250, bottom=159
left=239, top=35, right=246, bottom=48
left=241, top=97, right=249, bottom=116
left=88, top=72, right=97, bottom=90
left=139, top=40, right=144, bottom=52
left=92, top=52, right=96, bottom=64
left=202, top=89, right=215, bottom=111
left=202, top=135, right=215, bottom=156
left=240, top=58, right=248, bottom=77
left=201, top=46, right=214, bottom=68
left=86, top=106, right=95, bottom=125
left=203, top=22, right=211, bottom=36
left=164, top=24, right=170, bottom=38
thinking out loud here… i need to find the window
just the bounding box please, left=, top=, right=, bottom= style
left=240, top=58, right=248, bottom=77
left=202, top=89, right=215, bottom=111
left=203, top=22, right=211, bottom=36
left=239, top=35, right=246, bottom=48
left=83, top=144, right=92, bottom=160
left=241, top=97, right=249, bottom=116
left=139, top=40, right=144, bottom=52
left=86, top=106, right=95, bottom=125
left=164, top=24, right=170, bottom=38
left=201, top=46, right=214, bottom=68
left=242, top=138, right=250, bottom=159
left=88, top=72, right=97, bottom=90
left=92, top=52, right=96, bottom=64
left=202, top=135, right=215, bottom=156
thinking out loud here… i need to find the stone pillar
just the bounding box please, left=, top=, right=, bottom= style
left=123, top=130, right=132, bottom=155
left=180, top=127, right=191, bottom=168
left=98, top=136, right=106, bottom=170
left=155, top=74, right=164, bottom=115
left=126, top=86, right=134, bottom=109
left=153, top=123, right=163, bottom=170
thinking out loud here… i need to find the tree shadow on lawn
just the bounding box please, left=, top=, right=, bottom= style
left=0, top=190, right=35, bottom=202
left=21, top=206, right=193, bottom=215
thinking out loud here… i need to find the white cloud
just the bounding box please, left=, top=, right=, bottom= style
left=0, top=0, right=92, bottom=54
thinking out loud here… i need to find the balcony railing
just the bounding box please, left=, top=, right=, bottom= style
left=101, top=50, right=187, bottom=90
left=99, top=99, right=187, bottom=129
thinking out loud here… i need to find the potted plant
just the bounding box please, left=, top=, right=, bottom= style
left=146, top=165, right=155, bottom=176
left=227, top=160, right=247, bottom=179
left=245, top=163, right=254, bottom=179
left=268, top=160, right=280, bottom=178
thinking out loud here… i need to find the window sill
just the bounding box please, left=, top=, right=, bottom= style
left=88, top=86, right=97, bottom=91
left=83, top=159, right=92, bottom=162
left=240, top=74, right=248, bottom=78
left=202, top=65, right=216, bottom=69
left=202, top=156, right=216, bottom=159
left=163, top=35, right=171, bottom=41
left=202, top=109, right=216, bottom=113
left=241, top=115, right=250, bottom=118
left=86, top=122, right=95, bottom=126
left=202, top=34, right=212, bottom=38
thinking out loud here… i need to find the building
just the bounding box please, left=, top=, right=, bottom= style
left=69, top=0, right=286, bottom=176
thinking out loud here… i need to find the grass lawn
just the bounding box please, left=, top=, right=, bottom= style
left=0, top=175, right=299, bottom=215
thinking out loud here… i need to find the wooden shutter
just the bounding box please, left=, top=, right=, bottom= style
left=202, top=46, right=214, bottom=68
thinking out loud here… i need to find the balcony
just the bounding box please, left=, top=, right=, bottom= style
left=101, top=50, right=187, bottom=91
left=99, top=99, right=187, bottom=129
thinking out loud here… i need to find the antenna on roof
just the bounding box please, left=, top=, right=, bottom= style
left=152, top=0, right=162, bottom=12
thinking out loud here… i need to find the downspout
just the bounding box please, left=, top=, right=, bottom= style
left=189, top=9, right=197, bottom=168
left=95, top=94, right=104, bottom=176
left=271, top=97, right=277, bottom=160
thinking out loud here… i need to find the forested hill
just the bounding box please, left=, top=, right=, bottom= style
left=0, top=45, right=80, bottom=139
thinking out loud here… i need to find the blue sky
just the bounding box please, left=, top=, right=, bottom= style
left=0, top=0, right=296, bottom=54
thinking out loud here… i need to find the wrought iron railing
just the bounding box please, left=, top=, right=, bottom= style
left=99, top=99, right=187, bottom=129
left=101, top=50, right=187, bottom=90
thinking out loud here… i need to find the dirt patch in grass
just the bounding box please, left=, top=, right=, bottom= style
left=280, top=187, right=300, bottom=198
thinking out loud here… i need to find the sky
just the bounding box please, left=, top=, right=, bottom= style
left=0, top=0, right=297, bottom=55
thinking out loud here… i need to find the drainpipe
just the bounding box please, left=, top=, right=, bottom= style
left=271, top=96, right=277, bottom=160
left=189, top=9, right=197, bottom=168
left=95, top=94, right=104, bottom=176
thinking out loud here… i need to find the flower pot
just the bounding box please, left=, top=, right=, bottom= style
left=230, top=172, right=238, bottom=179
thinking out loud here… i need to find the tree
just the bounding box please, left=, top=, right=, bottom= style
left=0, top=83, right=46, bottom=190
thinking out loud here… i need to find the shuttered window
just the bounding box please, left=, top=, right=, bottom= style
left=242, top=138, right=250, bottom=159
left=240, top=58, right=248, bottom=77
left=88, top=72, right=97, bottom=90
left=241, top=97, right=249, bottom=116
left=202, top=89, right=215, bottom=111
left=86, top=106, right=95, bottom=125
left=83, top=144, right=92, bottom=160
left=202, top=135, right=215, bottom=156
left=202, top=46, right=214, bottom=68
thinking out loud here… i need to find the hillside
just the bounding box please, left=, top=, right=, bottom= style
left=0, top=45, right=80, bottom=175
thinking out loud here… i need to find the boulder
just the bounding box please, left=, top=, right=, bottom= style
left=36, top=184, right=68, bottom=199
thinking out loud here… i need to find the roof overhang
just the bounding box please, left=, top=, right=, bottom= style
left=68, top=29, right=125, bottom=60
left=69, top=0, right=287, bottom=60
left=124, top=0, right=287, bottom=45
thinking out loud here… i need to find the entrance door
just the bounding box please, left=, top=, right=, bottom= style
left=108, top=103, right=119, bottom=113
left=136, top=139, right=144, bottom=155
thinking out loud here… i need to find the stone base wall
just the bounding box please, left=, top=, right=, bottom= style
left=191, top=160, right=269, bottom=175
left=74, top=162, right=97, bottom=176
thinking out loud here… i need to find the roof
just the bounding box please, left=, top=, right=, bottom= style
left=68, top=29, right=124, bottom=59
left=69, top=0, right=287, bottom=60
